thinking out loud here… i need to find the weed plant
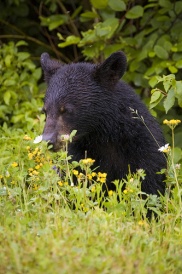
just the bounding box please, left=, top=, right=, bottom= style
left=0, top=119, right=182, bottom=273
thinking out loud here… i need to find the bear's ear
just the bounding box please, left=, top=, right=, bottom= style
left=94, top=51, right=127, bottom=85
left=40, top=53, right=62, bottom=82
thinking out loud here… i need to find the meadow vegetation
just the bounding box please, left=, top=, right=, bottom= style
left=0, top=1, right=182, bottom=273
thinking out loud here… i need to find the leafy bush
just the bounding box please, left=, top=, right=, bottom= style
left=0, top=41, right=44, bottom=130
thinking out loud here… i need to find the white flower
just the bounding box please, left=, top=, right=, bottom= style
left=158, top=143, right=170, bottom=152
left=60, top=134, right=70, bottom=141
left=175, top=164, right=181, bottom=170
left=33, top=135, right=43, bottom=144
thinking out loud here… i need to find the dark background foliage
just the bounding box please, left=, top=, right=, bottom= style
left=0, top=0, right=182, bottom=144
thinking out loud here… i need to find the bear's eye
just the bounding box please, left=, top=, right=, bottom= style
left=60, top=106, right=66, bottom=114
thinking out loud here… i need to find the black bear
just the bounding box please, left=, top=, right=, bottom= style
left=40, top=51, right=166, bottom=196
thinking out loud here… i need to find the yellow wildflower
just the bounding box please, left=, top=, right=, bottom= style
left=73, top=170, right=79, bottom=176
left=108, top=190, right=113, bottom=196
left=58, top=181, right=63, bottom=186
left=91, top=186, right=95, bottom=192
left=0, top=175, right=3, bottom=179
left=91, top=172, right=97, bottom=177
left=78, top=173, right=85, bottom=179
left=99, top=177, right=106, bottom=183
left=163, top=119, right=181, bottom=129
left=35, top=165, right=40, bottom=170
left=33, top=184, right=39, bottom=190
left=82, top=158, right=95, bottom=165
left=98, top=172, right=107, bottom=178
left=28, top=153, right=33, bottom=160
left=138, top=220, right=148, bottom=227
left=123, top=189, right=128, bottom=194
left=23, top=135, right=32, bottom=140
left=32, top=170, right=39, bottom=175
left=87, top=174, right=92, bottom=180
left=11, top=162, right=18, bottom=167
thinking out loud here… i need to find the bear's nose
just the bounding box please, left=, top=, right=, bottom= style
left=42, top=133, right=55, bottom=149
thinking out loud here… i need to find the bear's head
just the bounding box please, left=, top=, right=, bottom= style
left=40, top=52, right=127, bottom=151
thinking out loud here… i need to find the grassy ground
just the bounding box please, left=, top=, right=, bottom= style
left=0, top=127, right=182, bottom=274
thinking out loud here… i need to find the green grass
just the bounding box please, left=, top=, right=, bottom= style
left=0, top=126, right=182, bottom=274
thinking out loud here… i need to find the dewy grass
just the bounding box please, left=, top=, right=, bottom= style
left=0, top=125, right=182, bottom=273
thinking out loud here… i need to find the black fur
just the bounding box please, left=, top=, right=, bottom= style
left=41, top=52, right=166, bottom=196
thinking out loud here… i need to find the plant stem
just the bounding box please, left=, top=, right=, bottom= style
left=171, top=128, right=182, bottom=210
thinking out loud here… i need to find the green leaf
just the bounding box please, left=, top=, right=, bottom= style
left=3, top=91, right=11, bottom=105
left=90, top=0, right=108, bottom=9
left=150, top=90, right=161, bottom=103
left=125, top=6, right=144, bottom=19
left=4, top=55, right=12, bottom=67
left=168, top=66, right=178, bottom=74
left=175, top=81, right=182, bottom=108
left=149, top=76, right=158, bottom=88
left=58, top=35, right=80, bottom=48
left=159, top=0, right=173, bottom=9
left=150, top=89, right=164, bottom=109
left=176, top=60, right=182, bottom=68
left=163, top=88, right=175, bottom=113
left=173, top=147, right=182, bottom=164
left=16, top=40, right=28, bottom=47
left=94, top=18, right=119, bottom=39
left=40, top=15, right=68, bottom=31
left=17, top=52, right=30, bottom=61
left=162, top=74, right=175, bottom=92
left=154, top=45, right=169, bottom=59
left=80, top=11, right=98, bottom=22
left=108, top=0, right=126, bottom=11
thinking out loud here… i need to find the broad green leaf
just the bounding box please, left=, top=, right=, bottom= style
left=125, top=6, right=144, bottom=19
left=149, top=76, right=158, bottom=88
left=168, top=66, right=178, bottom=74
left=148, top=52, right=156, bottom=58
left=162, top=74, right=175, bottom=92
left=4, top=55, right=12, bottom=67
left=94, top=18, right=119, bottom=39
left=176, top=60, right=182, bottom=68
left=16, top=40, right=28, bottom=47
left=80, top=11, right=98, bottom=22
left=159, top=0, right=173, bottom=9
left=90, top=0, right=108, bottom=9
left=163, top=88, right=175, bottom=113
left=17, top=52, right=30, bottom=61
left=150, top=89, right=162, bottom=103
left=3, top=79, right=16, bottom=86
left=150, top=89, right=164, bottom=109
left=40, top=15, right=68, bottom=30
left=175, top=1, right=182, bottom=14
left=11, top=114, right=24, bottom=123
left=173, top=147, right=182, bottom=164
left=3, top=91, right=11, bottom=105
left=58, top=36, right=80, bottom=48
left=154, top=45, right=169, bottom=59
left=108, top=0, right=126, bottom=11
left=175, top=81, right=182, bottom=108
left=32, top=68, right=42, bottom=81
left=96, top=26, right=110, bottom=37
